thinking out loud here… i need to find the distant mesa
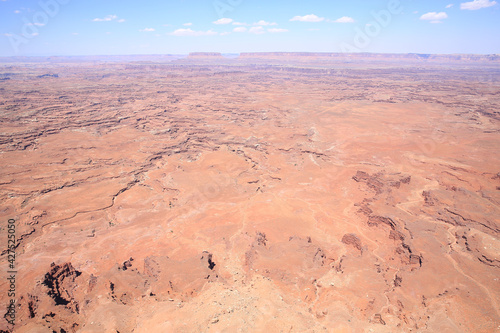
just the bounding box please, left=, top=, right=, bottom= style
left=0, top=52, right=499, bottom=64
left=37, top=73, right=59, bottom=78
left=238, top=52, right=500, bottom=63
left=188, top=52, right=224, bottom=59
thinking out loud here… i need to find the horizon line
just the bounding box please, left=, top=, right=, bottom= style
left=1, top=51, right=500, bottom=58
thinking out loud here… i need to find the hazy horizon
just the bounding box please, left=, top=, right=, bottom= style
left=1, top=51, right=500, bottom=58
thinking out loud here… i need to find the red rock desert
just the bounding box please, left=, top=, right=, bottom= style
left=1, top=53, right=500, bottom=332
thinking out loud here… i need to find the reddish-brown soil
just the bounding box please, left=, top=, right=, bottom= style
left=0, top=54, right=499, bottom=332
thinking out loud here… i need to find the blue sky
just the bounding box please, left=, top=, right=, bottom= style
left=0, top=0, right=499, bottom=56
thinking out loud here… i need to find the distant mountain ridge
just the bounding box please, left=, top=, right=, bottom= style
left=0, top=52, right=499, bottom=63
left=238, top=52, right=500, bottom=62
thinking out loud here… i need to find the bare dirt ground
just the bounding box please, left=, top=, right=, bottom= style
left=0, top=55, right=499, bottom=332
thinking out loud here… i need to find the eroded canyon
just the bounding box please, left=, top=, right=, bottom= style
left=1, top=54, right=499, bottom=332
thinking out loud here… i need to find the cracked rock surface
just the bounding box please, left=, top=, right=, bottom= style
left=0, top=57, right=499, bottom=332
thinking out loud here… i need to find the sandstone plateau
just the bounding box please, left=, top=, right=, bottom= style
left=0, top=54, right=499, bottom=332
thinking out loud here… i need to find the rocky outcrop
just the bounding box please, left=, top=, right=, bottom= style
left=341, top=233, right=363, bottom=253
left=42, top=263, right=82, bottom=312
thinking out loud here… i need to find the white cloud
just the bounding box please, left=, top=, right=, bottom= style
left=169, top=28, right=217, bottom=36
left=460, top=0, right=497, bottom=9
left=268, top=28, right=288, bottom=33
left=93, top=14, right=117, bottom=22
left=183, top=23, right=192, bottom=26
left=140, top=28, right=155, bottom=32
left=253, top=20, right=277, bottom=26
left=249, top=26, right=265, bottom=34
left=220, top=32, right=230, bottom=36
left=232, top=21, right=248, bottom=26
left=333, top=16, right=355, bottom=23
left=3, top=33, right=13, bottom=36
left=213, top=18, right=233, bottom=24
left=420, top=12, right=448, bottom=21
left=446, top=4, right=454, bottom=8
left=72, top=32, right=79, bottom=35
left=233, top=27, right=247, bottom=32
left=33, top=22, right=45, bottom=26
left=290, top=14, right=324, bottom=22
left=14, top=10, right=20, bottom=14
left=117, top=19, right=125, bottom=23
